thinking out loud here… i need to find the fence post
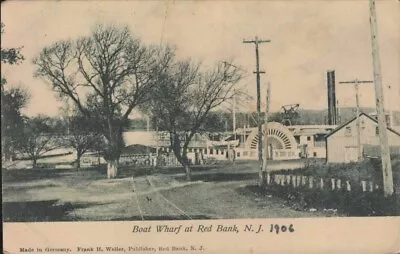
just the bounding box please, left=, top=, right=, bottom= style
left=274, top=174, right=279, bottom=184
left=266, top=173, right=271, bottom=185
left=297, top=176, right=301, bottom=187
left=346, top=180, right=351, bottom=192
left=369, top=181, right=373, bottom=192
left=320, top=178, right=324, bottom=189
left=286, top=175, right=291, bottom=185
left=337, top=179, right=341, bottom=190
left=361, top=181, right=367, bottom=192
left=331, top=178, right=336, bottom=190
left=302, top=176, right=307, bottom=186
left=292, top=175, right=296, bottom=187
left=309, top=176, right=314, bottom=189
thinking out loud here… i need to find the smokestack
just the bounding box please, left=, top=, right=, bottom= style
left=327, top=70, right=337, bottom=125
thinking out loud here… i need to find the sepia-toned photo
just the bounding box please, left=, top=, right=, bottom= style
left=2, top=0, right=399, bottom=253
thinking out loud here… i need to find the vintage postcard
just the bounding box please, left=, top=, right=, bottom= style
left=1, top=0, right=399, bottom=253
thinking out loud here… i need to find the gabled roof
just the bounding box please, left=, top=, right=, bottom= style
left=325, top=112, right=400, bottom=139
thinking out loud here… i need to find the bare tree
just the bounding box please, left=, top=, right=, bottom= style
left=62, top=113, right=103, bottom=169
left=33, top=24, right=173, bottom=178
left=14, top=116, right=59, bottom=168
left=150, top=60, right=242, bottom=180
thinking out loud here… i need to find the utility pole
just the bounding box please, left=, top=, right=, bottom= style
left=262, top=81, right=271, bottom=172
left=336, top=100, right=341, bottom=124
left=243, top=116, right=247, bottom=147
left=368, top=0, right=393, bottom=196
left=243, top=36, right=271, bottom=186
left=64, top=97, right=71, bottom=136
left=387, top=84, right=393, bottom=128
left=155, top=123, right=159, bottom=158
left=146, top=115, right=150, bottom=155
left=232, top=90, right=236, bottom=164
left=233, top=89, right=236, bottom=141
left=223, top=61, right=241, bottom=162
left=339, top=79, right=373, bottom=161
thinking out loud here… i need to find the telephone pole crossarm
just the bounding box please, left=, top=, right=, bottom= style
left=339, top=81, right=373, bottom=84
left=243, top=39, right=271, bottom=44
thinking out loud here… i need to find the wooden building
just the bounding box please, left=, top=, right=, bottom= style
left=325, top=113, right=400, bottom=163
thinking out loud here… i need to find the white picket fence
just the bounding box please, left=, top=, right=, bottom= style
left=268, top=173, right=380, bottom=193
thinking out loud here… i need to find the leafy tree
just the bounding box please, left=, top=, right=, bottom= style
left=1, top=22, right=28, bottom=161
left=33, top=24, right=172, bottom=178
left=1, top=86, right=29, bottom=160
left=149, top=60, right=242, bottom=180
left=201, top=112, right=228, bottom=132
left=14, top=116, right=59, bottom=168
left=1, top=23, right=24, bottom=65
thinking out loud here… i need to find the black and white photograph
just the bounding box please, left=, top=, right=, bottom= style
left=2, top=0, right=399, bottom=226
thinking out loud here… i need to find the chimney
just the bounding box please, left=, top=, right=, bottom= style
left=327, top=70, right=337, bottom=125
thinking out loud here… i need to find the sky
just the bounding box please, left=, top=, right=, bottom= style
left=1, top=0, right=399, bottom=118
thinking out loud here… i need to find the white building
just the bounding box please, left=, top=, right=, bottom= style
left=122, top=122, right=338, bottom=162
left=325, top=113, right=400, bottom=163
left=235, top=122, right=336, bottom=160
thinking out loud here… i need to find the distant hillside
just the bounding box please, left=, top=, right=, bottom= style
left=297, top=107, right=400, bottom=126
left=125, top=107, right=400, bottom=132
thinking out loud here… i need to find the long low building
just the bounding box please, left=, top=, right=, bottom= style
left=123, top=122, right=337, bottom=161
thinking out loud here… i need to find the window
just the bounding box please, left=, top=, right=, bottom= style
left=361, top=120, right=366, bottom=129
left=210, top=149, right=214, bottom=155
left=204, top=149, right=207, bottom=155
left=237, top=152, right=240, bottom=157
left=345, top=126, right=352, bottom=136
left=216, top=150, right=219, bottom=155
left=313, top=152, right=317, bottom=157
left=375, top=126, right=379, bottom=136
left=307, top=136, right=311, bottom=141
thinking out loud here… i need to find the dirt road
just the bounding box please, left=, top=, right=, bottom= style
left=2, top=163, right=332, bottom=222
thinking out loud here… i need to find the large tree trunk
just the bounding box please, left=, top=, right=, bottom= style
left=171, top=133, right=192, bottom=181
left=184, top=164, right=192, bottom=181
left=107, top=159, right=118, bottom=179
left=2, top=136, right=13, bottom=162
left=259, top=171, right=266, bottom=187
left=182, top=147, right=191, bottom=181
left=76, top=151, right=83, bottom=169
left=32, top=157, right=37, bottom=169
left=104, top=127, right=124, bottom=179
left=76, top=155, right=81, bottom=169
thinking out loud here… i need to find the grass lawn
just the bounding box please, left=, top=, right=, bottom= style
left=262, top=159, right=400, bottom=216
left=2, top=161, right=335, bottom=222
